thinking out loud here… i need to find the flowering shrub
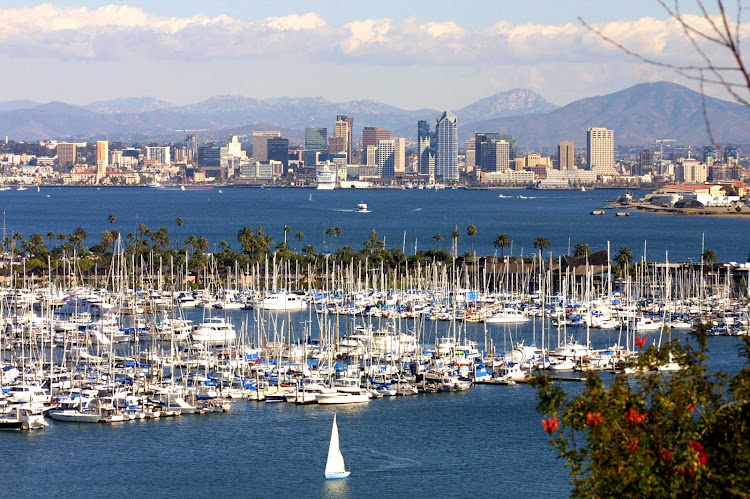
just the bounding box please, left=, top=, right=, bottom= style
left=532, top=325, right=750, bottom=497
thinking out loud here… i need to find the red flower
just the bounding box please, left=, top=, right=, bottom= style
left=626, top=407, right=647, bottom=425
left=627, top=439, right=639, bottom=451
left=660, top=449, right=672, bottom=463
left=699, top=452, right=708, bottom=466
left=542, top=416, right=559, bottom=434
left=635, top=336, right=648, bottom=348
left=688, top=403, right=696, bottom=414
left=586, top=411, right=603, bottom=427
left=688, top=440, right=704, bottom=452
left=688, top=469, right=696, bottom=477
left=676, top=468, right=685, bottom=476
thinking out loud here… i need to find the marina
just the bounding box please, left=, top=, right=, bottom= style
left=1, top=187, right=749, bottom=497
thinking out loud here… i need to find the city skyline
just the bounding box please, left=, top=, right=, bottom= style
left=0, top=2, right=743, bottom=110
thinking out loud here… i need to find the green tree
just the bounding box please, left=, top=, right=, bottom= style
left=295, top=232, right=305, bottom=251
left=574, top=243, right=591, bottom=259
left=432, top=233, right=443, bottom=250
left=466, top=224, right=477, bottom=254
left=615, top=246, right=634, bottom=274
left=493, top=233, right=511, bottom=258
left=108, top=213, right=116, bottom=225
left=283, top=225, right=291, bottom=245
left=532, top=327, right=750, bottom=497
left=533, top=235, right=550, bottom=255
left=46, top=231, right=55, bottom=249
left=450, top=229, right=461, bottom=258
left=701, top=249, right=717, bottom=264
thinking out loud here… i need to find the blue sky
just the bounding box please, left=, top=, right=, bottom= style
left=0, top=1, right=739, bottom=109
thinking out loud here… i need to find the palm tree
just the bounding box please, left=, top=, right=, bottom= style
left=432, top=233, right=443, bottom=250
left=108, top=213, right=116, bottom=225
left=334, top=226, right=342, bottom=251
left=533, top=235, right=550, bottom=256
left=325, top=227, right=335, bottom=251
left=46, top=231, right=55, bottom=249
left=450, top=229, right=461, bottom=258
left=295, top=232, right=305, bottom=251
left=283, top=225, right=291, bottom=245
left=466, top=225, right=477, bottom=255
left=701, top=249, right=717, bottom=264
left=614, top=246, right=633, bottom=275
left=573, top=243, right=591, bottom=259
left=493, top=233, right=511, bottom=258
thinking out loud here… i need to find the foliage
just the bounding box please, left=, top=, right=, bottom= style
left=532, top=326, right=750, bottom=497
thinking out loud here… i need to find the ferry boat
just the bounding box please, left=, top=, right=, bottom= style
left=356, top=202, right=370, bottom=213
left=316, top=164, right=336, bottom=190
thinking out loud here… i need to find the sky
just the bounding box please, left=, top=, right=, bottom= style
left=0, top=1, right=745, bottom=109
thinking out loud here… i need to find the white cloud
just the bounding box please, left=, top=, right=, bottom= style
left=0, top=3, right=746, bottom=74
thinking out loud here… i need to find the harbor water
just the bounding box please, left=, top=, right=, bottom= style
left=1, top=186, right=748, bottom=498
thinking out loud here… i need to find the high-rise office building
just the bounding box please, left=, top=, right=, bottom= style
left=586, top=128, right=616, bottom=175
left=364, top=145, right=378, bottom=167
left=252, top=131, right=281, bottom=162
left=267, top=137, right=290, bottom=172
left=305, top=127, right=328, bottom=152
left=495, top=141, right=510, bottom=172
left=361, top=127, right=390, bottom=149
left=418, top=120, right=435, bottom=176
left=334, top=115, right=353, bottom=164
left=186, top=134, right=198, bottom=164
left=393, top=138, right=406, bottom=174
left=475, top=133, right=516, bottom=172
left=96, top=140, right=108, bottom=183
left=435, top=111, right=458, bottom=180
left=376, top=139, right=395, bottom=177
left=57, top=143, right=77, bottom=166
left=558, top=141, right=575, bottom=170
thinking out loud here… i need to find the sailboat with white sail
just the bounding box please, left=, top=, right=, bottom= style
left=324, top=414, right=350, bottom=480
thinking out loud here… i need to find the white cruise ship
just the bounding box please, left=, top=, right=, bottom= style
left=316, top=164, right=336, bottom=190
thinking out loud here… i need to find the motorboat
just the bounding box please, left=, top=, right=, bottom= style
left=191, top=317, right=237, bottom=345
left=251, top=292, right=307, bottom=311
left=485, top=308, right=529, bottom=324
left=355, top=202, right=370, bottom=213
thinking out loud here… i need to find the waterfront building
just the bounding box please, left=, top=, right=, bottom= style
left=417, top=120, right=435, bottom=176
left=376, top=139, right=396, bottom=177
left=586, top=127, right=617, bottom=176
left=558, top=141, right=575, bottom=170
left=363, top=145, right=377, bottom=167
left=334, top=115, right=353, bottom=164
left=475, top=133, right=516, bottom=173
left=146, top=146, right=171, bottom=165
left=435, top=111, right=458, bottom=180
left=362, top=127, right=390, bottom=150
left=305, top=127, right=328, bottom=152
left=57, top=142, right=77, bottom=166
left=465, top=139, right=476, bottom=172
left=252, top=131, right=281, bottom=162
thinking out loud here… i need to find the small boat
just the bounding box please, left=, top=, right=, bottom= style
left=325, top=414, right=351, bottom=480
left=17, top=186, right=27, bottom=191
left=180, top=185, right=186, bottom=191
left=356, top=202, right=370, bottom=213
left=581, top=186, right=586, bottom=192
left=218, top=189, right=223, bottom=194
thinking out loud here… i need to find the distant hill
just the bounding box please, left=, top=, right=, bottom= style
left=461, top=82, right=750, bottom=146
left=1, top=82, right=748, bottom=146
left=84, top=97, right=175, bottom=114
left=456, top=88, right=558, bottom=123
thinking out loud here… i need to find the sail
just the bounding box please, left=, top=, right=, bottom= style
left=325, top=414, right=346, bottom=475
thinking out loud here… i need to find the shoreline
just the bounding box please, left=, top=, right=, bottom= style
left=610, top=201, right=750, bottom=218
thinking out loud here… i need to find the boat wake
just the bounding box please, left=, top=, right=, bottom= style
left=498, top=194, right=512, bottom=199
left=332, top=209, right=355, bottom=212
left=364, top=450, right=421, bottom=472
left=517, top=195, right=536, bottom=199
left=413, top=207, right=423, bottom=211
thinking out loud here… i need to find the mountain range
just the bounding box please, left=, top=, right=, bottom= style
left=0, top=82, right=748, bottom=146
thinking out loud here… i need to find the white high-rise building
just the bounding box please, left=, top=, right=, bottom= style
left=394, top=138, right=406, bottom=174
left=435, top=111, right=458, bottom=180
left=376, top=139, right=395, bottom=177
left=586, top=128, right=616, bottom=176
left=146, top=146, right=171, bottom=165
left=495, top=140, right=510, bottom=172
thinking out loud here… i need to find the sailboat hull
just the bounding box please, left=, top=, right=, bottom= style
left=325, top=471, right=351, bottom=480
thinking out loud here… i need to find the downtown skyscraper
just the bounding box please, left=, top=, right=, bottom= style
left=417, top=120, right=434, bottom=176
left=435, top=111, right=458, bottom=181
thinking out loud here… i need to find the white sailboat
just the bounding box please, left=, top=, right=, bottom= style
left=324, top=414, right=350, bottom=480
